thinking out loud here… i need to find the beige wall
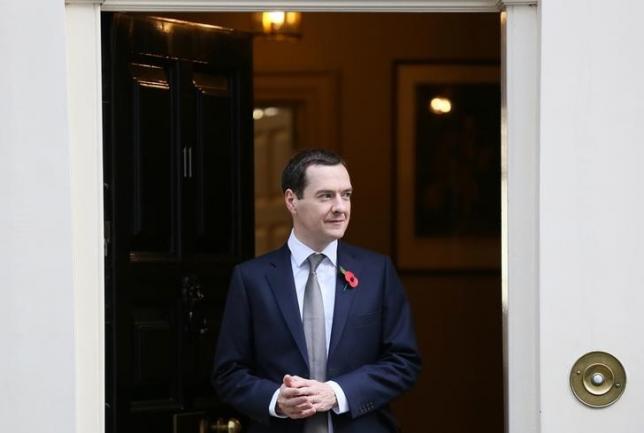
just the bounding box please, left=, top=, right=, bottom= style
left=167, top=12, right=502, bottom=433
left=401, top=273, right=503, bottom=433
left=174, top=12, right=500, bottom=254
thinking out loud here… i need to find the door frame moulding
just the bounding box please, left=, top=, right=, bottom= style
left=64, top=1, right=540, bottom=433
left=96, top=0, right=529, bottom=12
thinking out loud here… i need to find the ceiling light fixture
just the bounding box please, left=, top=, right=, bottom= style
left=252, top=11, right=302, bottom=40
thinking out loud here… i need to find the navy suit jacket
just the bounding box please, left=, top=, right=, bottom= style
left=212, top=241, right=421, bottom=433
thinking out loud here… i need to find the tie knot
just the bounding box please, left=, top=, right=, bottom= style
left=307, top=253, right=325, bottom=273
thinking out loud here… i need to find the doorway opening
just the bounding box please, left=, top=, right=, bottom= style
left=102, top=11, right=503, bottom=433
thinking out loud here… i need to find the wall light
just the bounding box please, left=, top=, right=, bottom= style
left=429, top=96, right=452, bottom=115
left=252, top=11, right=302, bottom=40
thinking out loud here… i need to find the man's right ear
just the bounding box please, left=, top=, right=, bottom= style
left=284, top=189, right=297, bottom=215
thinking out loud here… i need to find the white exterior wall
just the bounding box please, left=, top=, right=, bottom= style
left=540, top=0, right=644, bottom=431
left=0, top=1, right=77, bottom=433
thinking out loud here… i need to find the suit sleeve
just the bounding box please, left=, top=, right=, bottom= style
left=211, top=265, right=280, bottom=425
left=332, top=257, right=422, bottom=418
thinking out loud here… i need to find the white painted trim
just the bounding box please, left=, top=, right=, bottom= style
left=501, top=5, right=540, bottom=433
left=100, top=0, right=502, bottom=12
left=65, top=3, right=105, bottom=433
left=66, top=0, right=105, bottom=5
left=65, top=2, right=540, bottom=433
left=499, top=0, right=536, bottom=6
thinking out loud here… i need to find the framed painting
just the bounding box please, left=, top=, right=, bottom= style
left=394, top=62, right=501, bottom=270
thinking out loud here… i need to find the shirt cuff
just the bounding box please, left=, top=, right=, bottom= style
left=326, top=380, right=349, bottom=414
left=269, top=387, right=287, bottom=418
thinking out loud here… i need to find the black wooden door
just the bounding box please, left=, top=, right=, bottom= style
left=102, top=14, right=254, bottom=433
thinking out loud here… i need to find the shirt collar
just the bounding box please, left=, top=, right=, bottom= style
left=287, top=230, right=338, bottom=268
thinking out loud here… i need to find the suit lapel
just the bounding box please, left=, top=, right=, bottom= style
left=329, top=242, right=361, bottom=357
left=265, top=244, right=309, bottom=368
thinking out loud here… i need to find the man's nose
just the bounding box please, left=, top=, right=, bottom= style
left=331, top=195, right=347, bottom=212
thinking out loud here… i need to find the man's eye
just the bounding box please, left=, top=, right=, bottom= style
left=342, top=192, right=352, bottom=199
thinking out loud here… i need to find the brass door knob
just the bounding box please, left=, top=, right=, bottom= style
left=200, top=418, right=241, bottom=433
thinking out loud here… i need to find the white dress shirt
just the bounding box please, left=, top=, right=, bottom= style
left=268, top=231, right=350, bottom=428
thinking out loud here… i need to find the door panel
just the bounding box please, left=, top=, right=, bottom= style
left=103, top=13, right=253, bottom=433
left=129, top=63, right=174, bottom=253
left=190, top=73, right=235, bottom=256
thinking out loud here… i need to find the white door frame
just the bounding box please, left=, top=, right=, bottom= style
left=64, top=1, right=539, bottom=433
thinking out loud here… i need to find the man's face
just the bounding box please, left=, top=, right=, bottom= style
left=285, top=164, right=352, bottom=251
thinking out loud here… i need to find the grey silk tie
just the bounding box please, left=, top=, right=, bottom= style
left=303, top=253, right=328, bottom=433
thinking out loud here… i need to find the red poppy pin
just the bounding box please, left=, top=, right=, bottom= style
left=339, top=266, right=359, bottom=290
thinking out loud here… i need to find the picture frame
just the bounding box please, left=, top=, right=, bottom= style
left=393, top=61, right=501, bottom=270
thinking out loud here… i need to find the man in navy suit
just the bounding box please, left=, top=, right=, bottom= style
left=212, top=149, right=421, bottom=433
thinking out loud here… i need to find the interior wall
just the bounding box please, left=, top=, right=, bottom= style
left=168, top=12, right=503, bottom=433
left=175, top=12, right=500, bottom=254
